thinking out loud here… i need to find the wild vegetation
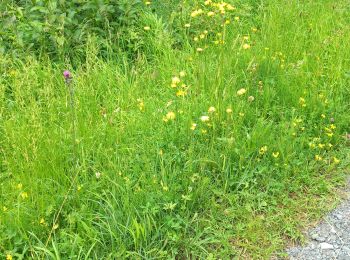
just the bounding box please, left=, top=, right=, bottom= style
left=1, top=0, right=349, bottom=259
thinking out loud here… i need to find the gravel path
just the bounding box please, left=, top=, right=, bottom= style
left=287, top=179, right=350, bottom=260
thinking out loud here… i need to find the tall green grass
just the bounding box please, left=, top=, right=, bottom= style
left=1, top=0, right=349, bottom=258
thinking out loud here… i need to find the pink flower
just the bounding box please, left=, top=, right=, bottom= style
left=63, top=70, right=72, bottom=79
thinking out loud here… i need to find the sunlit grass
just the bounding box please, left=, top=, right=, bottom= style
left=1, top=0, right=349, bottom=258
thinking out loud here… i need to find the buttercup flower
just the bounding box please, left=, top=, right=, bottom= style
left=259, top=146, right=268, bottom=155
left=243, top=43, right=251, bottom=50
left=208, top=106, right=216, bottom=113
left=163, top=111, right=176, bottom=122
left=272, top=152, right=280, bottom=158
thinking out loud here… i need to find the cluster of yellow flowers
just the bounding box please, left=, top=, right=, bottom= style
left=171, top=71, right=188, bottom=97
left=163, top=111, right=176, bottom=122
left=187, top=0, right=239, bottom=51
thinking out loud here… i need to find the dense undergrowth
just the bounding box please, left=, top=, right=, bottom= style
left=1, top=0, right=350, bottom=259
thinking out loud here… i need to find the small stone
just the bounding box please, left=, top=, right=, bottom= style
left=334, top=214, right=343, bottom=220
left=311, top=234, right=325, bottom=242
left=320, top=242, right=334, bottom=250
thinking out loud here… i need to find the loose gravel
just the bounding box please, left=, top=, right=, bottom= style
left=287, top=179, right=350, bottom=260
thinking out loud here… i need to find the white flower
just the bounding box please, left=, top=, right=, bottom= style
left=200, top=115, right=210, bottom=122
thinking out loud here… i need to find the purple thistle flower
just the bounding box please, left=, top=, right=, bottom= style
left=63, top=70, right=72, bottom=79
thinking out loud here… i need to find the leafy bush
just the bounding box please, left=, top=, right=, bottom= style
left=0, top=0, right=147, bottom=59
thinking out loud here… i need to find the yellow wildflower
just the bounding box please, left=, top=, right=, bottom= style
left=137, top=99, right=145, bottom=111
left=272, top=152, right=280, bottom=158
left=40, top=218, right=46, bottom=225
left=243, top=43, right=251, bottom=50
left=196, top=47, right=204, bottom=52
left=171, top=76, right=181, bottom=85
left=315, top=155, right=322, bottom=161
left=208, top=106, right=216, bottom=113
left=17, top=183, right=23, bottom=189
left=6, top=255, right=12, bottom=260
left=259, top=146, right=268, bottom=155
left=191, top=9, right=203, bottom=17
left=179, top=71, right=186, bottom=77
left=318, top=143, right=325, bottom=149
left=145, top=1, right=151, bottom=5
left=237, top=88, right=247, bottom=96
left=226, top=4, right=235, bottom=10
left=333, top=157, right=340, bottom=164
left=176, top=90, right=187, bottom=97
left=330, top=124, right=336, bottom=130
left=326, top=132, right=333, bottom=137
left=163, top=111, right=176, bottom=122
left=190, top=123, right=197, bottom=130
left=248, top=96, right=255, bottom=102
left=184, top=23, right=191, bottom=28
left=20, top=192, right=28, bottom=199
left=143, top=26, right=150, bottom=31
left=226, top=108, right=233, bottom=113
left=207, top=11, right=215, bottom=17
left=163, top=202, right=177, bottom=211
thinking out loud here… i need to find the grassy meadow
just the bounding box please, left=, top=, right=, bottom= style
left=1, top=0, right=350, bottom=259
